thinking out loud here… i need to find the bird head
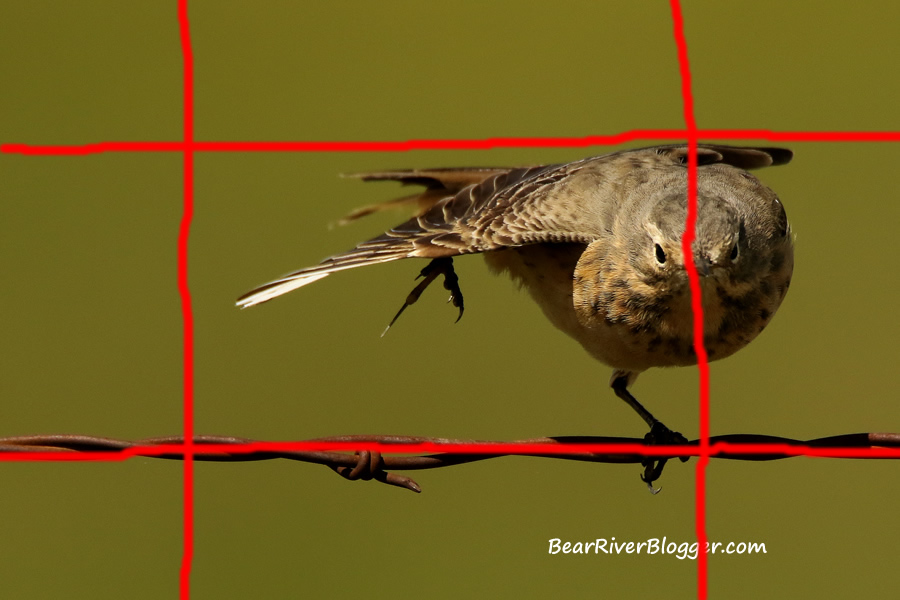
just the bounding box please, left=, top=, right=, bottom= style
left=635, top=192, right=761, bottom=292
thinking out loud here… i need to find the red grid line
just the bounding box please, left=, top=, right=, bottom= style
left=4, top=129, right=900, bottom=156
left=2, top=1, right=896, bottom=599
left=177, top=0, right=194, bottom=597
left=668, top=1, right=709, bottom=596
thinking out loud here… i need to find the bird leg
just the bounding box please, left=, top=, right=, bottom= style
left=382, top=257, right=464, bottom=336
left=611, top=375, right=689, bottom=492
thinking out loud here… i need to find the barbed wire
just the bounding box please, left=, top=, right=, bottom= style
left=1, top=432, right=897, bottom=493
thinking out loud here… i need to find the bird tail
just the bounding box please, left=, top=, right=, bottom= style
left=336, top=167, right=513, bottom=224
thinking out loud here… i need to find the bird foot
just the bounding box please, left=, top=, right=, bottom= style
left=382, top=257, right=465, bottom=336
left=640, top=421, right=690, bottom=494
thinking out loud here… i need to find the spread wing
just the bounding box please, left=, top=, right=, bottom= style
left=236, top=162, right=586, bottom=307
left=236, top=144, right=792, bottom=308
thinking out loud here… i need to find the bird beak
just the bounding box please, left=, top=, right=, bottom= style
left=693, top=255, right=712, bottom=277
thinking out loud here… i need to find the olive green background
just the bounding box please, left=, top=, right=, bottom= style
left=2, top=1, right=898, bottom=598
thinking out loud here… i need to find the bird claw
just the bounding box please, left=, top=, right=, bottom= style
left=382, top=257, right=464, bottom=336
left=439, top=260, right=465, bottom=323
left=639, top=421, right=690, bottom=493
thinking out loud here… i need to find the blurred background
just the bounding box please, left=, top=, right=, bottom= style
left=2, top=1, right=898, bottom=598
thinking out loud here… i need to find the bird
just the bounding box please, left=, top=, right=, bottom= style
left=237, top=144, right=794, bottom=485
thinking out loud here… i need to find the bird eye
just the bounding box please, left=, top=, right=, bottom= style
left=655, top=244, right=667, bottom=265
left=730, top=243, right=739, bottom=261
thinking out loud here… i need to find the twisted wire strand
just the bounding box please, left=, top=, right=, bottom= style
left=1, top=432, right=897, bottom=493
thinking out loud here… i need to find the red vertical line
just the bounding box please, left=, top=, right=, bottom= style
left=669, top=1, right=709, bottom=598
left=177, top=0, right=195, bottom=598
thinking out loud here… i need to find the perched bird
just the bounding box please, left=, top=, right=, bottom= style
left=238, top=144, right=794, bottom=484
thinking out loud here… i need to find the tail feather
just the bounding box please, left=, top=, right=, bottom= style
left=337, top=168, right=515, bottom=225
left=236, top=250, right=409, bottom=308
left=336, top=192, right=428, bottom=225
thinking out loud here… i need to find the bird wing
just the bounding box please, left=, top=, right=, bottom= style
left=236, top=145, right=792, bottom=308
left=236, top=162, right=585, bottom=308
left=336, top=167, right=515, bottom=224
left=650, top=144, right=793, bottom=169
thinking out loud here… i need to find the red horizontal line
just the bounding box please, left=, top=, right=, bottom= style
left=4, top=129, right=900, bottom=156
left=2, top=141, right=183, bottom=155
left=1, top=441, right=898, bottom=460
left=0, top=132, right=677, bottom=155
left=699, top=129, right=900, bottom=142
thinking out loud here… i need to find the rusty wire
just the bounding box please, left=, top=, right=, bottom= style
left=1, top=432, right=897, bottom=493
